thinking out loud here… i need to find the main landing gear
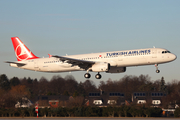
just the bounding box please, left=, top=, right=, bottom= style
left=84, top=73, right=91, bottom=78
left=155, top=64, right=160, bottom=73
left=95, top=72, right=101, bottom=79
left=84, top=72, right=102, bottom=79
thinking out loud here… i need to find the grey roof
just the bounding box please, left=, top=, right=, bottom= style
left=32, top=95, right=70, bottom=103
left=87, top=91, right=125, bottom=106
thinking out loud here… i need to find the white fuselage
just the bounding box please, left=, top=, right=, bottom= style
left=10, top=48, right=177, bottom=73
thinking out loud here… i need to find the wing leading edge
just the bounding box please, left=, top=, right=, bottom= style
left=52, top=55, right=95, bottom=70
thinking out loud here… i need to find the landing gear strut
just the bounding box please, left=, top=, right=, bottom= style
left=155, top=64, right=160, bottom=73
left=95, top=72, right=102, bottom=79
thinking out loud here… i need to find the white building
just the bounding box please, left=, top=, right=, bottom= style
left=15, top=97, right=33, bottom=108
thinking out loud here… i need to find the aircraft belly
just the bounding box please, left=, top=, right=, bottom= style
left=39, top=63, right=81, bottom=72
left=122, top=57, right=144, bottom=66
left=107, top=60, right=117, bottom=66
left=21, top=62, right=36, bottom=71
left=48, top=66, right=82, bottom=72
left=138, top=56, right=148, bottom=65
left=116, top=56, right=153, bottom=67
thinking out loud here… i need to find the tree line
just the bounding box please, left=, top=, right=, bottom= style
left=0, top=106, right=164, bottom=117
left=0, top=74, right=180, bottom=108
left=0, top=74, right=180, bottom=117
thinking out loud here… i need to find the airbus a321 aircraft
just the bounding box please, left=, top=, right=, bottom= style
left=6, top=37, right=177, bottom=79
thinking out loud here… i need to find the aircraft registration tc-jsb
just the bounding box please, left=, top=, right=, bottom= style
left=6, top=37, right=177, bottom=79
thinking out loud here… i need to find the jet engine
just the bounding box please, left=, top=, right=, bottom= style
left=91, top=62, right=110, bottom=72
left=106, top=66, right=126, bottom=73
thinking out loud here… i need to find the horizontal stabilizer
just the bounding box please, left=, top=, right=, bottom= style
left=5, top=61, right=26, bottom=67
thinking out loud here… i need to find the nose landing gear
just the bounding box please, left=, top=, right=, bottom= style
left=155, top=64, right=160, bottom=73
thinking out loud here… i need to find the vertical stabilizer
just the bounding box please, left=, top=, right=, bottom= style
left=11, top=37, right=39, bottom=61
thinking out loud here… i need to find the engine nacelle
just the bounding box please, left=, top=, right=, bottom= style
left=106, top=66, right=126, bottom=73
left=91, top=62, right=110, bottom=72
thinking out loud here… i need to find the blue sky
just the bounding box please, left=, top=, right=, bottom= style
left=0, top=0, right=180, bottom=85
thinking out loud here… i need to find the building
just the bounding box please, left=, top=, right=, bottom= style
left=85, top=91, right=125, bottom=107
left=34, top=95, right=70, bottom=108
left=132, top=92, right=166, bottom=106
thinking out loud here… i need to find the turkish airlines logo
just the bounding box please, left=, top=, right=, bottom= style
left=15, top=38, right=32, bottom=61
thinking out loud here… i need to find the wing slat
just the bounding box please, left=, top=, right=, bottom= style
left=52, top=55, right=95, bottom=70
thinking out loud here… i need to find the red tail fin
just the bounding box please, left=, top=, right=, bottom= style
left=11, top=37, right=39, bottom=61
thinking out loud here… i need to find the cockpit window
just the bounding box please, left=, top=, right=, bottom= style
left=162, top=51, right=171, bottom=54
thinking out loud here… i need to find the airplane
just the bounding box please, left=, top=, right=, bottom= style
left=6, top=37, right=177, bottom=79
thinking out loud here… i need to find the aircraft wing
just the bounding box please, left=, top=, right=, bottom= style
left=52, top=55, right=95, bottom=70
left=5, top=61, right=26, bottom=67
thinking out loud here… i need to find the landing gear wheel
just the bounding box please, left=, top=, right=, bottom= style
left=95, top=73, right=102, bottom=79
left=156, top=70, right=160, bottom=73
left=84, top=73, right=91, bottom=78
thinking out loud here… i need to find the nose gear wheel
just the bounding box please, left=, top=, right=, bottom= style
left=155, top=64, right=160, bottom=73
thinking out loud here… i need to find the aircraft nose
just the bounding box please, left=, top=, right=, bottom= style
left=172, top=54, right=177, bottom=61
